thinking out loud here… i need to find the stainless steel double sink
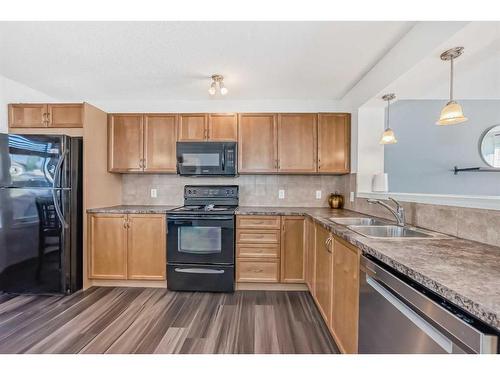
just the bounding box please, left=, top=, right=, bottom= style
left=329, top=217, right=434, bottom=239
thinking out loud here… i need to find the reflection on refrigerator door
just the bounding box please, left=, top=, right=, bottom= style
left=0, top=187, right=64, bottom=294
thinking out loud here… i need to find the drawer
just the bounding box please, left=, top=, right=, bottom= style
left=236, top=229, right=280, bottom=244
left=237, top=243, right=280, bottom=258
left=236, top=259, right=280, bottom=283
left=237, top=215, right=281, bottom=230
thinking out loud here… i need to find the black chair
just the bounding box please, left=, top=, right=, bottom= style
left=35, top=197, right=62, bottom=280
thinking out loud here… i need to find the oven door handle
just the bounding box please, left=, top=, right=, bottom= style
left=174, top=267, right=225, bottom=275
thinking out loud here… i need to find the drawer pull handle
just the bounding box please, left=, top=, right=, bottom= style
left=252, top=269, right=264, bottom=273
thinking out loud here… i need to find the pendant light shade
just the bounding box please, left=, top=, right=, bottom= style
left=380, top=128, right=398, bottom=144
left=436, top=100, right=468, bottom=125
left=380, top=93, right=398, bottom=145
left=436, top=47, right=467, bottom=126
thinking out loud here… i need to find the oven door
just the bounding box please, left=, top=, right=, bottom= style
left=176, top=142, right=236, bottom=176
left=167, top=215, right=234, bottom=265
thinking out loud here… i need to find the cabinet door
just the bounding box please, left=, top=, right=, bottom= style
left=127, top=214, right=166, bottom=280
left=108, top=114, right=144, bottom=172
left=305, top=217, right=316, bottom=294
left=317, top=113, right=350, bottom=174
left=331, top=238, right=360, bottom=354
left=177, top=114, right=208, bottom=141
left=88, top=214, right=128, bottom=279
left=8, top=104, right=48, bottom=128
left=208, top=113, right=237, bottom=141
left=47, top=104, right=83, bottom=128
left=314, top=223, right=333, bottom=324
left=238, top=113, right=278, bottom=173
left=144, top=114, right=177, bottom=173
left=280, top=216, right=305, bottom=283
left=278, top=114, right=317, bottom=173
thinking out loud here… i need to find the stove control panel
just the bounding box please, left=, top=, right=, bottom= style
left=184, top=185, right=239, bottom=199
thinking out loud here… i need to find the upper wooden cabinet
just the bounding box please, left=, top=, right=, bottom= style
left=331, top=237, right=360, bottom=354
left=208, top=113, right=238, bottom=141
left=108, top=114, right=144, bottom=172
left=108, top=114, right=177, bottom=173
left=48, top=104, right=83, bottom=128
left=278, top=114, right=317, bottom=173
left=9, top=103, right=83, bottom=128
left=238, top=113, right=278, bottom=173
left=280, top=216, right=305, bottom=283
left=178, top=113, right=208, bottom=141
left=144, top=114, right=177, bottom=173
left=177, top=113, right=237, bottom=141
left=317, top=113, right=350, bottom=174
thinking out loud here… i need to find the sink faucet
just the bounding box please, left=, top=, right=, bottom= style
left=367, top=197, right=405, bottom=226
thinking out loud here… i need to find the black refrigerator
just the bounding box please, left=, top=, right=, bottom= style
left=0, top=134, right=83, bottom=294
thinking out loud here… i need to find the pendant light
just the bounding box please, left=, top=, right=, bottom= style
left=208, top=74, right=228, bottom=96
left=436, top=47, right=467, bottom=126
left=380, top=93, right=398, bottom=145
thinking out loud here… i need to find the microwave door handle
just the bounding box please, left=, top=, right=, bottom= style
left=221, top=145, right=225, bottom=171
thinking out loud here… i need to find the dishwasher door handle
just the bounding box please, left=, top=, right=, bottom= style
left=366, top=275, right=454, bottom=353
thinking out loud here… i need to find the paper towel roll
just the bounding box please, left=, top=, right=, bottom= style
left=372, top=173, right=388, bottom=192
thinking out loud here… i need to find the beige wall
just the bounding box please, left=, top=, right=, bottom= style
left=341, top=173, right=500, bottom=248
left=123, top=174, right=345, bottom=207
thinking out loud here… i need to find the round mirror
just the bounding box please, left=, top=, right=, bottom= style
left=480, top=125, right=500, bottom=168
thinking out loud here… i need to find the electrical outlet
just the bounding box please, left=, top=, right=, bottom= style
left=315, top=190, right=322, bottom=199
left=151, top=188, right=158, bottom=198
left=278, top=189, right=285, bottom=199
left=350, top=191, right=355, bottom=202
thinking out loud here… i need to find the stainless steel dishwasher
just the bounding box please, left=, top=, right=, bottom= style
left=358, top=255, right=499, bottom=354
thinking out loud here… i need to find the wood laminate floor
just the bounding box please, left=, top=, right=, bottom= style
left=0, top=287, right=338, bottom=354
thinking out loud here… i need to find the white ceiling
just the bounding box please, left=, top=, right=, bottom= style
left=0, top=21, right=414, bottom=102
left=366, top=21, right=500, bottom=105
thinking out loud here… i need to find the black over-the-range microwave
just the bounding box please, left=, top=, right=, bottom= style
left=176, top=141, right=237, bottom=176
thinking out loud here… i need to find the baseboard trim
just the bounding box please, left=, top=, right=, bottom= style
left=236, top=282, right=308, bottom=291
left=90, top=280, right=168, bottom=289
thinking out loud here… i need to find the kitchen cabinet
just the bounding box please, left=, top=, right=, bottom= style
left=331, top=237, right=360, bottom=354
left=317, top=113, right=350, bottom=174
left=108, top=114, right=177, bottom=173
left=88, top=214, right=128, bottom=279
left=127, top=214, right=167, bottom=280
left=236, top=215, right=281, bottom=283
left=8, top=103, right=83, bottom=128
left=305, top=217, right=316, bottom=294
left=108, top=114, right=144, bottom=172
left=238, top=113, right=278, bottom=173
left=314, top=223, right=333, bottom=324
left=177, top=113, right=208, bottom=141
left=88, top=213, right=166, bottom=281
left=208, top=113, right=238, bottom=141
left=144, top=114, right=178, bottom=172
left=280, top=216, right=305, bottom=283
left=278, top=114, right=317, bottom=173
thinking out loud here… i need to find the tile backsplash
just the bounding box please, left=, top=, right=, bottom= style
left=122, top=174, right=346, bottom=207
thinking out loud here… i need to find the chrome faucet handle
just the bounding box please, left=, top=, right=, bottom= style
left=367, top=199, right=379, bottom=204
left=388, top=197, right=401, bottom=209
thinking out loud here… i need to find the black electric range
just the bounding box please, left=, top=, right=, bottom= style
left=167, top=185, right=238, bottom=292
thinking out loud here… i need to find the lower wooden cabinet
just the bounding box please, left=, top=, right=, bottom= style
left=331, top=237, right=360, bottom=354
left=88, top=213, right=128, bottom=279
left=280, top=216, right=305, bottom=283
left=305, top=217, right=316, bottom=294
left=236, top=258, right=280, bottom=283
left=88, top=213, right=166, bottom=281
left=314, top=223, right=333, bottom=324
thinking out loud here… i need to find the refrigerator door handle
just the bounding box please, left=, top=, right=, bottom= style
left=53, top=149, right=69, bottom=228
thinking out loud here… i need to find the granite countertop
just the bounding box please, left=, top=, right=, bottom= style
left=87, top=205, right=178, bottom=214
left=87, top=204, right=500, bottom=330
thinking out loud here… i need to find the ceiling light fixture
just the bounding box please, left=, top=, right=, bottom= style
left=380, top=93, right=398, bottom=145
left=208, top=74, right=228, bottom=96
left=436, top=47, right=467, bottom=126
